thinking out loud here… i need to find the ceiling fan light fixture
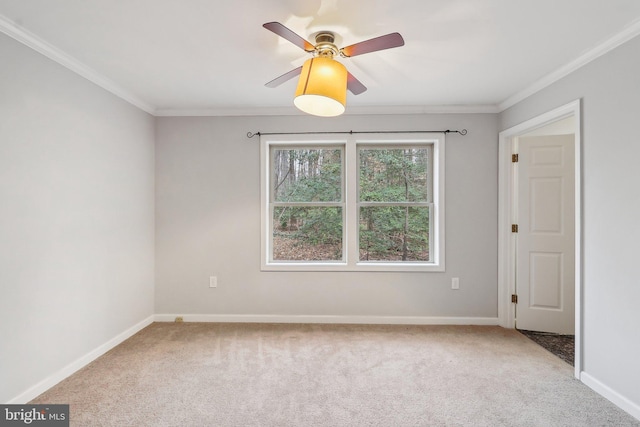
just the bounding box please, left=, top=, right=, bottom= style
left=294, top=57, right=347, bottom=117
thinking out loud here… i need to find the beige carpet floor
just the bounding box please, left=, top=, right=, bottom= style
left=31, top=323, right=639, bottom=427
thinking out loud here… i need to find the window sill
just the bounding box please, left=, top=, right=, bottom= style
left=261, top=261, right=445, bottom=273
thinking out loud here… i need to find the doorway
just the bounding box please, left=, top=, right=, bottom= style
left=498, top=100, right=582, bottom=378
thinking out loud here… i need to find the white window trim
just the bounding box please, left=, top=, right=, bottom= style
left=260, top=133, right=445, bottom=272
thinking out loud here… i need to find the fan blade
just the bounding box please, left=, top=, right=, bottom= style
left=347, top=72, right=367, bottom=95
left=340, top=32, right=405, bottom=57
left=263, top=22, right=315, bottom=52
left=265, top=66, right=303, bottom=88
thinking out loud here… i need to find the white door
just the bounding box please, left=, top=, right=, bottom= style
left=515, top=134, right=575, bottom=334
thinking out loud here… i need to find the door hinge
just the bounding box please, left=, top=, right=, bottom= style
left=511, top=224, right=518, bottom=233
left=512, top=153, right=519, bottom=162
left=511, top=294, right=518, bottom=304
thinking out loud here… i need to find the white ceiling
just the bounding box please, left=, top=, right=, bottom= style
left=2, top=0, right=640, bottom=116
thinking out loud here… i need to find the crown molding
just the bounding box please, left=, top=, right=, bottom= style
left=154, top=106, right=304, bottom=117
left=499, top=17, right=640, bottom=112
left=0, top=14, right=155, bottom=115
left=346, top=104, right=500, bottom=115
left=155, top=104, right=500, bottom=117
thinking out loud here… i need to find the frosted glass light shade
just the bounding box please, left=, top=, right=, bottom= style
left=294, top=57, right=347, bottom=117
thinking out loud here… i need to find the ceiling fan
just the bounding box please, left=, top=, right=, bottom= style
left=263, top=22, right=405, bottom=116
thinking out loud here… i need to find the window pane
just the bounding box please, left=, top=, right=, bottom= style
left=273, top=148, right=342, bottom=202
left=273, top=207, right=343, bottom=261
left=359, top=206, right=429, bottom=261
left=359, top=148, right=429, bottom=202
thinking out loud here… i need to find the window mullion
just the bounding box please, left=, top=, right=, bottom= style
left=358, top=202, right=431, bottom=207
left=345, top=136, right=358, bottom=266
left=272, top=202, right=343, bottom=207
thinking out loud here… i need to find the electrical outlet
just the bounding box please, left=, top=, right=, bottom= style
left=209, top=276, right=217, bottom=288
left=175, top=316, right=184, bottom=322
left=451, top=277, right=460, bottom=290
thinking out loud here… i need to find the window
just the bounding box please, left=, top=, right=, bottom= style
left=261, top=133, right=444, bottom=271
left=271, top=146, right=344, bottom=262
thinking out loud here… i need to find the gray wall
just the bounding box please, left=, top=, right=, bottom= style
left=500, top=35, right=640, bottom=411
left=0, top=33, right=156, bottom=402
left=155, top=113, right=499, bottom=319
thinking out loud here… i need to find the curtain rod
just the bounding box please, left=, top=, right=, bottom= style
left=246, top=129, right=467, bottom=138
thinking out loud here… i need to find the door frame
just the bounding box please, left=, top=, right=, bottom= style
left=498, top=99, right=582, bottom=378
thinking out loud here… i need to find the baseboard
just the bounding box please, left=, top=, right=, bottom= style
left=154, top=313, right=500, bottom=326
left=581, top=371, right=640, bottom=421
left=7, top=315, right=155, bottom=404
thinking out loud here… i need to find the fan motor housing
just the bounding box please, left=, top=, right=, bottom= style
left=314, top=32, right=339, bottom=57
